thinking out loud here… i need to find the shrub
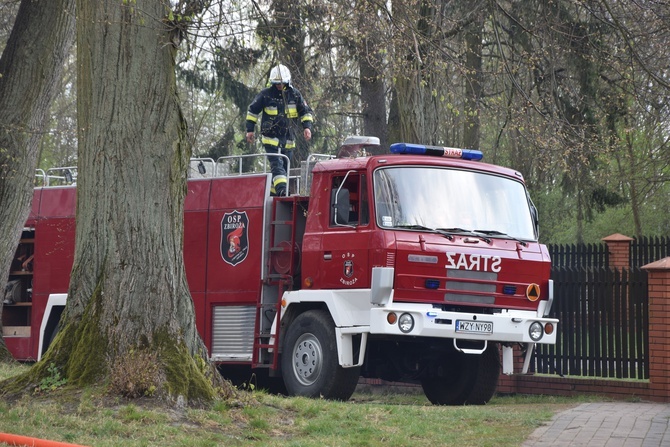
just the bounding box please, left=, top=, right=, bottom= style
left=109, top=350, right=163, bottom=398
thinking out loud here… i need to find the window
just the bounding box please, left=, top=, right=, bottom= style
left=373, top=167, right=537, bottom=241
left=330, top=172, right=369, bottom=227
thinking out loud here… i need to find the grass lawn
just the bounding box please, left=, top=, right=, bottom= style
left=0, top=362, right=594, bottom=447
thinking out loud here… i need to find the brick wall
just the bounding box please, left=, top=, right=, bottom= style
left=602, top=233, right=634, bottom=270
left=498, top=251, right=670, bottom=403
left=645, top=258, right=670, bottom=401
left=498, top=374, right=653, bottom=400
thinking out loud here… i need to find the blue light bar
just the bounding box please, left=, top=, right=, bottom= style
left=503, top=285, right=517, bottom=295
left=390, top=143, right=483, bottom=161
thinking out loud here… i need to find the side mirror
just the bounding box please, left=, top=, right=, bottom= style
left=530, top=204, right=539, bottom=237
left=331, top=188, right=350, bottom=226
left=527, top=193, right=540, bottom=237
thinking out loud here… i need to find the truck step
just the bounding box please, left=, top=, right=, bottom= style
left=254, top=343, right=277, bottom=349
left=269, top=246, right=291, bottom=252
left=271, top=220, right=294, bottom=226
left=266, top=274, right=291, bottom=281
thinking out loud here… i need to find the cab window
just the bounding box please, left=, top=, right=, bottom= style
left=330, top=172, right=369, bottom=227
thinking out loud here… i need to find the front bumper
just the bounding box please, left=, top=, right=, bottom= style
left=370, top=303, right=557, bottom=345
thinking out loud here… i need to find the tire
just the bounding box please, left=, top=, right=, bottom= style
left=281, top=309, right=360, bottom=401
left=463, top=343, right=500, bottom=405
left=420, top=350, right=479, bottom=405
left=264, top=376, right=288, bottom=396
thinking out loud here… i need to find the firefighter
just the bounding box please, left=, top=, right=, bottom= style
left=245, top=64, right=313, bottom=196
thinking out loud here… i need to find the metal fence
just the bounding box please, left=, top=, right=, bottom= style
left=548, top=236, right=669, bottom=269
left=548, top=243, right=609, bottom=268
left=631, top=236, right=670, bottom=267
left=534, top=267, right=649, bottom=380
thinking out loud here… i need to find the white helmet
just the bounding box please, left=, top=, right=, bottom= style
left=269, top=64, right=291, bottom=84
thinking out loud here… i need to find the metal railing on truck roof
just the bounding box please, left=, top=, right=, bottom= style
left=198, top=153, right=294, bottom=195
left=35, top=167, right=77, bottom=187
left=191, top=153, right=334, bottom=196
left=37, top=153, right=334, bottom=196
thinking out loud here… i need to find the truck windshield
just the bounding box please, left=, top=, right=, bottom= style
left=374, top=167, right=537, bottom=241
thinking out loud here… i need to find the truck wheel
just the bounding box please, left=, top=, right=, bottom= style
left=420, top=351, right=478, bottom=405
left=463, top=343, right=500, bottom=405
left=281, top=309, right=360, bottom=401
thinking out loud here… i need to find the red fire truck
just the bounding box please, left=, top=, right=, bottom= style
left=4, top=137, right=557, bottom=404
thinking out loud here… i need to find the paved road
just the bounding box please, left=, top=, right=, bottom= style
left=523, top=402, right=670, bottom=446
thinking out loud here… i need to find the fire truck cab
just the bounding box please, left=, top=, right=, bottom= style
left=4, top=137, right=557, bottom=405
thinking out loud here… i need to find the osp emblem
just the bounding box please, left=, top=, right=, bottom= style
left=343, top=260, right=354, bottom=278
left=221, top=210, right=249, bottom=266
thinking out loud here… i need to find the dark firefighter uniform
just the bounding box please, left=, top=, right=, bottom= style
left=245, top=84, right=313, bottom=195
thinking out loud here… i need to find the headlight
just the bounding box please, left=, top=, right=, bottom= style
left=529, top=321, right=543, bottom=341
left=398, top=313, right=414, bottom=333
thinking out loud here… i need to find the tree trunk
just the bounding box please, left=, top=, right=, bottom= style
left=387, top=88, right=401, bottom=144
left=391, top=0, right=442, bottom=145
left=357, top=2, right=388, bottom=151
left=395, top=70, right=424, bottom=143
left=271, top=0, right=306, bottom=84
left=16, top=0, right=222, bottom=403
left=359, top=45, right=388, bottom=150
left=390, top=0, right=423, bottom=143
left=624, top=132, right=643, bottom=237
left=0, top=0, right=75, bottom=362
left=271, top=0, right=312, bottom=163
left=463, top=12, right=483, bottom=150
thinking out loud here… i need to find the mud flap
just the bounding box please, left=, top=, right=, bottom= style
left=521, top=342, right=534, bottom=374
left=502, top=344, right=514, bottom=375
left=335, top=327, right=368, bottom=367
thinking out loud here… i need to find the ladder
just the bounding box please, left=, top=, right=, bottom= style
left=252, top=196, right=301, bottom=370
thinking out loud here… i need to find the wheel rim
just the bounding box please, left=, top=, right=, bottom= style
left=291, top=333, right=323, bottom=386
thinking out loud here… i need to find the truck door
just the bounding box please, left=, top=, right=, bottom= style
left=318, top=172, right=372, bottom=289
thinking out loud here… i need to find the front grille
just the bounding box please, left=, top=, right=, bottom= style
left=445, top=268, right=498, bottom=304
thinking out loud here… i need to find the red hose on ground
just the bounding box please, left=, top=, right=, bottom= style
left=0, top=432, right=88, bottom=447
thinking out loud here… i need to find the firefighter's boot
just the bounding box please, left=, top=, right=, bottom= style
left=272, top=175, right=287, bottom=197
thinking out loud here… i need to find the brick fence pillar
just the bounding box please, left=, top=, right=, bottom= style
left=642, top=257, right=670, bottom=403
left=602, top=233, right=633, bottom=270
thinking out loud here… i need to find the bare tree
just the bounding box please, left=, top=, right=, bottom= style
left=0, top=0, right=75, bottom=361
left=463, top=5, right=485, bottom=149
left=5, top=0, right=225, bottom=402
left=357, top=0, right=389, bottom=149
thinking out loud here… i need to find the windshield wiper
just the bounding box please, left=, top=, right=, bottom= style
left=437, top=227, right=470, bottom=234
left=474, top=230, right=528, bottom=246
left=436, top=228, right=492, bottom=244
left=394, top=224, right=454, bottom=240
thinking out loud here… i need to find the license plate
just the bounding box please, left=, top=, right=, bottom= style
left=455, top=320, right=493, bottom=334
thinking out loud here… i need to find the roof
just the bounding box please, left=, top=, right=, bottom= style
left=310, top=153, right=525, bottom=182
